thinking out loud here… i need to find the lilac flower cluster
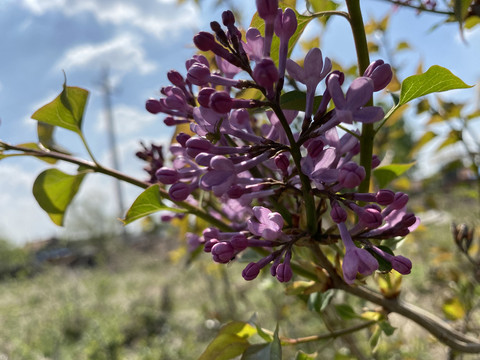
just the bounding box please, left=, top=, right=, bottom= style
left=146, top=0, right=419, bottom=285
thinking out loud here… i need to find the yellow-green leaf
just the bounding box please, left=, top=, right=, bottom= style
left=32, top=168, right=89, bottom=226
left=31, top=79, right=89, bottom=134
left=373, top=162, right=415, bottom=188
left=399, top=66, right=473, bottom=107
left=122, top=184, right=184, bottom=225
left=198, top=321, right=257, bottom=360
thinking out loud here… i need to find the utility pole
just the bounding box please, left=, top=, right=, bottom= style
left=100, top=68, right=128, bottom=241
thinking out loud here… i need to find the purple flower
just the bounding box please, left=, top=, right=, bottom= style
left=371, top=246, right=412, bottom=275
left=211, top=241, right=235, bottom=263
left=338, top=222, right=378, bottom=284
left=253, top=58, right=279, bottom=99
left=286, top=48, right=331, bottom=121
left=275, top=8, right=297, bottom=79
left=338, top=162, right=366, bottom=189
left=327, top=73, right=384, bottom=124
left=200, top=156, right=236, bottom=196
left=363, top=60, right=393, bottom=92
left=275, top=250, right=293, bottom=282
left=247, top=206, right=284, bottom=241
left=242, top=28, right=264, bottom=62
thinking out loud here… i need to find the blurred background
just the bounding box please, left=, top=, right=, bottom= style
left=0, top=0, right=479, bottom=358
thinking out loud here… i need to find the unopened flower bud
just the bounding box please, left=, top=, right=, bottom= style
left=331, top=201, right=348, bottom=224
left=230, top=234, right=248, bottom=250
left=204, top=238, right=219, bottom=252
left=211, top=241, right=235, bottom=263
left=274, top=153, right=289, bottom=176
left=156, top=167, right=179, bottom=184
left=167, top=70, right=185, bottom=87
left=176, top=132, right=191, bottom=147
left=338, top=162, right=366, bottom=188
left=193, top=31, right=217, bottom=51
left=363, top=60, right=393, bottom=92
left=376, top=189, right=395, bottom=205
left=197, top=87, right=216, bottom=108
left=242, top=262, right=261, bottom=281
left=391, top=255, right=412, bottom=275
left=256, top=0, right=279, bottom=21
left=169, top=182, right=192, bottom=201
left=145, top=99, right=162, bottom=114
left=187, top=63, right=211, bottom=86
left=209, top=91, right=233, bottom=113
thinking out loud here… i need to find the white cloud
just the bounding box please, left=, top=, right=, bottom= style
left=95, top=103, right=158, bottom=135
left=55, top=33, right=156, bottom=82
left=19, top=0, right=199, bottom=39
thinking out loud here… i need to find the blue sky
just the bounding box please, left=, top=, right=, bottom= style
left=0, top=0, right=478, bottom=244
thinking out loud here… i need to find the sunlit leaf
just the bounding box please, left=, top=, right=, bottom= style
left=32, top=167, right=89, bottom=226
left=37, top=122, right=72, bottom=155
left=241, top=344, right=271, bottom=360
left=122, top=184, right=185, bottom=225
left=373, top=162, right=415, bottom=188
left=442, top=297, right=466, bottom=320
left=199, top=321, right=257, bottom=360
left=396, top=41, right=411, bottom=51
left=31, top=78, right=89, bottom=134
left=398, top=65, right=473, bottom=106
left=465, top=15, right=480, bottom=29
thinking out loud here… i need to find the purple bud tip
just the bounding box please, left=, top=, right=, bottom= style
left=376, top=189, right=395, bottom=205
left=274, top=153, right=289, bottom=175
left=167, top=70, right=185, bottom=87
left=197, top=87, right=216, bottom=108
left=392, top=192, right=409, bottom=209
left=242, top=262, right=261, bottom=281
left=204, top=239, right=219, bottom=253
left=156, top=167, right=179, bottom=185
left=338, top=162, right=366, bottom=189
left=187, top=63, right=211, bottom=86
left=145, top=99, right=162, bottom=114
left=364, top=60, right=393, bottom=92
left=193, top=31, right=217, bottom=51
left=168, top=182, right=191, bottom=202
left=391, top=255, right=412, bottom=275
left=371, top=155, right=381, bottom=169
left=275, top=262, right=293, bottom=282
left=256, top=0, right=279, bottom=21
left=253, top=58, right=279, bottom=89
left=186, top=137, right=212, bottom=158
left=331, top=202, right=348, bottom=224
left=203, top=227, right=220, bottom=242
left=211, top=242, right=235, bottom=263
left=209, top=91, right=233, bottom=113
left=222, top=10, right=236, bottom=26
left=274, top=8, right=297, bottom=40
left=176, top=132, right=191, bottom=147
left=230, top=234, right=248, bottom=250
left=227, top=184, right=245, bottom=199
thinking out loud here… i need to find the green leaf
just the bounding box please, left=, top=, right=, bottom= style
left=319, top=288, right=335, bottom=311
left=31, top=78, right=89, bottom=134
left=250, top=8, right=314, bottom=65
left=295, top=350, right=318, bottom=360
left=369, top=325, right=382, bottom=351
left=32, top=168, right=89, bottom=226
left=199, top=321, right=257, bottom=360
left=122, top=184, right=184, bottom=225
left=454, top=0, right=471, bottom=25
left=378, top=320, right=396, bottom=336
left=373, top=162, right=415, bottom=188
left=270, top=324, right=282, bottom=360
left=307, top=0, right=340, bottom=25
left=398, top=65, right=473, bottom=107
left=334, top=304, right=359, bottom=320
left=37, top=122, right=72, bottom=155
left=280, top=90, right=322, bottom=111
